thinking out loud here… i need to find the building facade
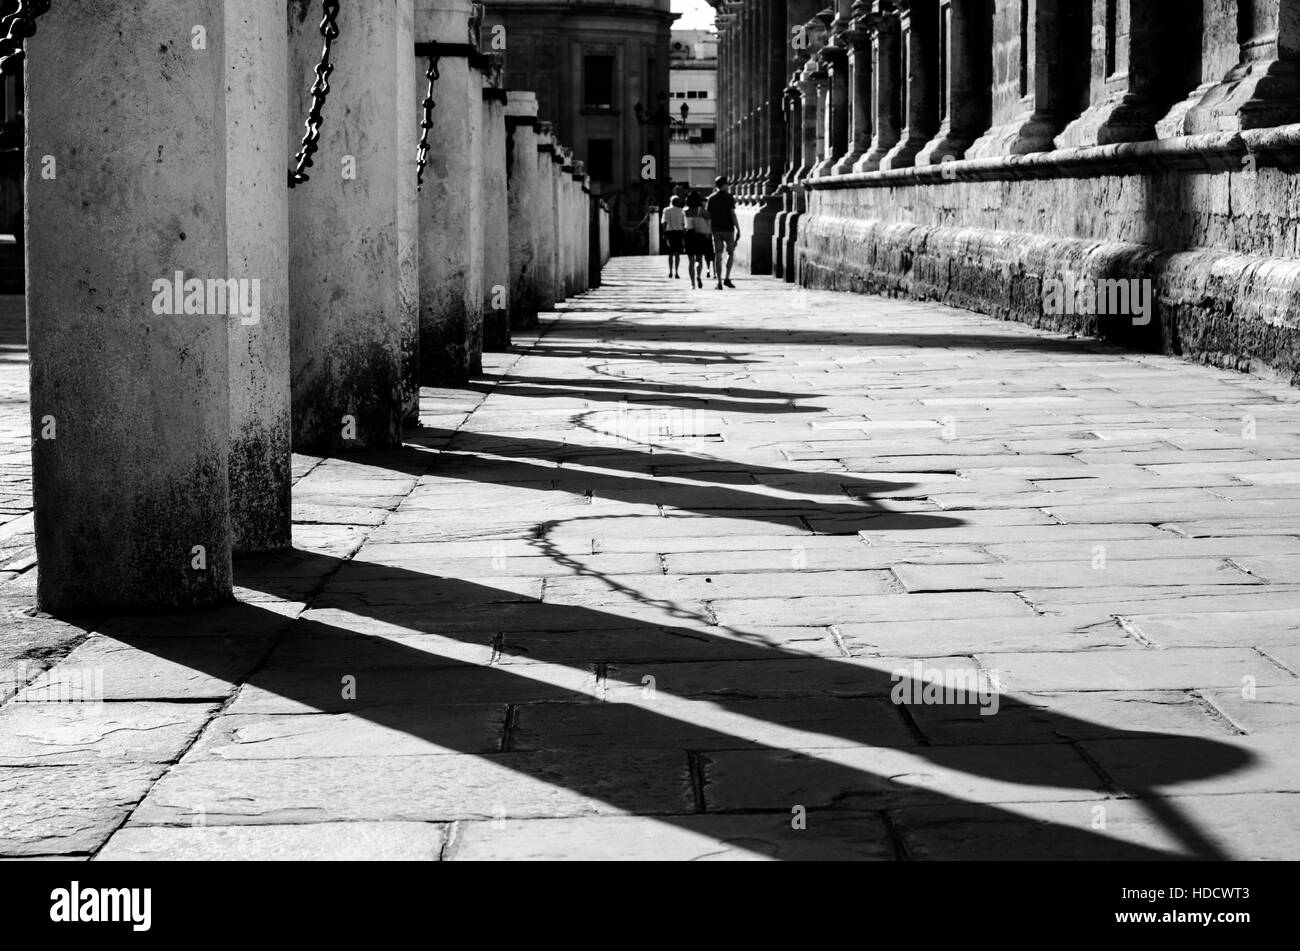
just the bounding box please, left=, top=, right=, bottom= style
left=712, top=0, right=1300, bottom=384
left=483, top=0, right=676, bottom=251
left=669, top=28, right=718, bottom=189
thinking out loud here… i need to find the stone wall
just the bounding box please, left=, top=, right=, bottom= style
left=713, top=0, right=1300, bottom=385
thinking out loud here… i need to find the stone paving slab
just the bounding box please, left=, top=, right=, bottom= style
left=3, top=261, right=1300, bottom=859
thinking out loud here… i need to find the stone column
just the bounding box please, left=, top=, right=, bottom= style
left=1182, top=0, right=1300, bottom=133
left=815, top=5, right=852, bottom=176
left=534, top=124, right=558, bottom=312
left=881, top=0, right=940, bottom=169
left=481, top=67, right=511, bottom=352
left=967, top=0, right=1091, bottom=157
left=505, top=92, right=541, bottom=328
left=28, top=0, right=234, bottom=613
left=857, top=1, right=902, bottom=171
left=917, top=0, right=993, bottom=162
left=397, top=0, right=420, bottom=426
left=1059, top=0, right=1188, bottom=146
left=228, top=1, right=291, bottom=553
left=833, top=1, right=876, bottom=173
left=415, top=0, right=485, bottom=385
left=290, top=0, right=404, bottom=452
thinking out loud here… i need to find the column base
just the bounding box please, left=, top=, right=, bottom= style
left=854, top=138, right=899, bottom=174
left=915, top=124, right=980, bottom=165
left=831, top=148, right=867, bottom=176
left=880, top=131, right=931, bottom=171
left=1181, top=58, right=1300, bottom=135
left=966, top=111, right=1061, bottom=158
left=1057, top=92, right=1164, bottom=147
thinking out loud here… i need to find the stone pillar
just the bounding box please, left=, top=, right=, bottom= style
left=810, top=45, right=833, bottom=177
left=534, top=124, right=558, bottom=312
left=833, top=1, right=876, bottom=173
left=815, top=6, right=852, bottom=175
left=28, top=0, right=234, bottom=613
left=857, top=1, right=902, bottom=171
left=415, top=0, right=484, bottom=385
left=881, top=0, right=940, bottom=169
left=505, top=92, right=541, bottom=328
left=397, top=0, right=420, bottom=426
left=966, top=0, right=1091, bottom=157
left=1058, top=0, right=1189, bottom=146
left=1182, top=0, right=1300, bottom=133
left=227, top=1, right=291, bottom=553
left=290, top=0, right=404, bottom=452
left=587, top=188, right=602, bottom=289
left=481, top=70, right=511, bottom=352
left=917, top=0, right=993, bottom=162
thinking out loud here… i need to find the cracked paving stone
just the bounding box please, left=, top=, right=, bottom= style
left=0, top=702, right=219, bottom=765
left=98, top=822, right=450, bottom=861
left=0, top=763, right=167, bottom=856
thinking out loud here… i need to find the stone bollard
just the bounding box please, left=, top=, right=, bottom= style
left=504, top=91, right=541, bottom=329
left=480, top=66, right=511, bottom=352
left=415, top=0, right=485, bottom=384
left=647, top=203, right=661, bottom=257
left=28, top=0, right=235, bottom=613
left=228, top=1, right=292, bottom=553
left=288, top=0, right=406, bottom=453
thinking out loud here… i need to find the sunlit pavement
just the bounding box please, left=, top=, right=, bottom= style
left=2, top=259, right=1299, bottom=860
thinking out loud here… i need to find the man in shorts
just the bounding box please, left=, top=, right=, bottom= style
left=706, top=176, right=740, bottom=290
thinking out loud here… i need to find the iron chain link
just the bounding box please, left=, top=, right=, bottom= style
left=288, top=0, right=341, bottom=188
left=415, top=54, right=440, bottom=192
left=0, top=0, right=51, bottom=76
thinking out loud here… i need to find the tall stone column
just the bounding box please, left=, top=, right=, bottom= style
left=815, top=6, right=852, bottom=176
left=764, top=2, right=793, bottom=196
left=857, top=1, right=902, bottom=171
left=1182, top=0, right=1300, bottom=133
left=415, top=0, right=485, bottom=385
left=917, top=0, right=993, bottom=162
left=227, top=1, right=291, bottom=553
left=833, top=2, right=876, bottom=173
left=505, top=92, right=541, bottom=328
left=481, top=69, right=511, bottom=352
left=397, top=0, right=420, bottom=426
left=881, top=0, right=940, bottom=169
left=810, top=48, right=833, bottom=177
left=967, top=0, right=1091, bottom=157
left=28, top=0, right=234, bottom=613
left=534, top=124, right=558, bottom=312
left=290, top=0, right=405, bottom=452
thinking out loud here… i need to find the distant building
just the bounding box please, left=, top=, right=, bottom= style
left=669, top=29, right=717, bottom=191
left=482, top=0, right=676, bottom=253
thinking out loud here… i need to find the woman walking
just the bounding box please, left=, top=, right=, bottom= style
left=683, top=192, right=713, bottom=289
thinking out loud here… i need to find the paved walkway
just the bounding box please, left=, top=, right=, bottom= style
left=2, top=260, right=1299, bottom=860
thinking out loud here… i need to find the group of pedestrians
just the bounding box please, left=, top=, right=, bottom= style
left=661, top=176, right=738, bottom=290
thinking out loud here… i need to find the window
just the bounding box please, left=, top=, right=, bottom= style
left=699, top=127, right=716, bottom=144
left=583, top=55, right=615, bottom=109
left=586, top=139, right=614, bottom=182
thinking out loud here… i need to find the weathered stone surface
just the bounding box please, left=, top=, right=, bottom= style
left=448, top=812, right=895, bottom=861
left=0, top=763, right=167, bottom=856
left=0, top=702, right=218, bottom=765
left=128, top=750, right=693, bottom=825
left=98, top=822, right=448, bottom=861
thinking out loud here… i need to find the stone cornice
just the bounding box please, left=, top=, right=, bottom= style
left=806, top=125, right=1300, bottom=190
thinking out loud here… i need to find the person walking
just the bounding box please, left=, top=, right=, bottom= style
left=660, top=196, right=686, bottom=279
left=683, top=192, right=712, bottom=290
left=706, top=176, right=740, bottom=289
